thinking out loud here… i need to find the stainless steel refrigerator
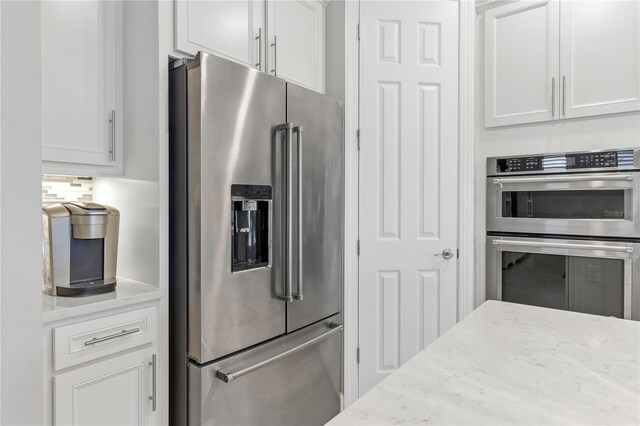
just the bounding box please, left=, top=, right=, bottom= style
left=169, top=52, right=344, bottom=425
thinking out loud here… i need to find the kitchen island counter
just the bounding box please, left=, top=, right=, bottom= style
left=329, top=301, right=640, bottom=425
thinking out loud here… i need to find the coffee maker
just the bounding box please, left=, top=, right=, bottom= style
left=42, top=202, right=119, bottom=296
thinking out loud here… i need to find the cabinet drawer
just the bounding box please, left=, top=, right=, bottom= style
left=53, top=307, right=156, bottom=370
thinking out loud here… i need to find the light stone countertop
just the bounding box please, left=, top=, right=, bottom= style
left=329, top=301, right=640, bottom=425
left=42, top=278, right=164, bottom=324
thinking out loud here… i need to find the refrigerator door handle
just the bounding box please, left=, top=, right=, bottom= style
left=215, top=322, right=343, bottom=383
left=277, top=122, right=294, bottom=303
left=293, top=126, right=304, bottom=301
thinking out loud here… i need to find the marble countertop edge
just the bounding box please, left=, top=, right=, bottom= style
left=42, top=278, right=165, bottom=324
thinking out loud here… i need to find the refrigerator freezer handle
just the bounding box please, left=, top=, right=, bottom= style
left=215, top=323, right=343, bottom=383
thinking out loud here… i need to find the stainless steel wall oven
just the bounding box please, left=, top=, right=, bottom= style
left=486, top=149, right=640, bottom=320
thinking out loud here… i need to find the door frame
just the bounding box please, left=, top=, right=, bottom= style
left=341, top=0, right=475, bottom=407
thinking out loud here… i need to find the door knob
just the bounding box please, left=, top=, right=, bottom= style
left=435, top=249, right=454, bottom=260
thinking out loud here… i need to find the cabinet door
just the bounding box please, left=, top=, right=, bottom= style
left=267, top=0, right=325, bottom=92
left=175, top=0, right=265, bottom=70
left=54, top=348, right=157, bottom=425
left=484, top=1, right=559, bottom=127
left=41, top=1, right=122, bottom=172
left=560, top=0, right=640, bottom=119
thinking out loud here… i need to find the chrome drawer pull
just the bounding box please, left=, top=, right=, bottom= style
left=216, top=323, right=343, bottom=383
left=562, top=75, right=566, bottom=116
left=270, top=35, right=277, bottom=75
left=84, top=327, right=140, bottom=346
left=255, top=28, right=262, bottom=70
left=149, top=354, right=157, bottom=412
left=551, top=77, right=555, bottom=117
left=109, top=109, right=116, bottom=161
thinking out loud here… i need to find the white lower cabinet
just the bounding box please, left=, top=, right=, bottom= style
left=54, top=347, right=158, bottom=426
left=45, top=305, right=161, bottom=425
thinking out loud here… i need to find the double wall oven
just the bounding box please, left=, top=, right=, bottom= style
left=486, top=149, right=640, bottom=320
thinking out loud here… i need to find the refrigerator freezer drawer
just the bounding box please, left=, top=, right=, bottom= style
left=188, top=315, right=342, bottom=426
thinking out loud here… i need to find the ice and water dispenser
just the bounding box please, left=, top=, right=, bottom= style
left=231, top=185, right=271, bottom=272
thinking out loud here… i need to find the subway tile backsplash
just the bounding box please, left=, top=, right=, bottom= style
left=42, top=175, right=93, bottom=205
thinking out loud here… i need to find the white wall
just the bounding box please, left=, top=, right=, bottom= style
left=0, top=1, right=44, bottom=424
left=473, top=11, right=640, bottom=305
left=94, top=1, right=161, bottom=288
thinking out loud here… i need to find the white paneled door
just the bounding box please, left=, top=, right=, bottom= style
left=358, top=1, right=459, bottom=394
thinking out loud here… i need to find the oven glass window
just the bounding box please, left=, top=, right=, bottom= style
left=501, top=190, right=625, bottom=219
left=502, top=252, right=624, bottom=318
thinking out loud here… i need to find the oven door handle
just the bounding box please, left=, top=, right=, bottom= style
left=492, top=239, right=634, bottom=253
left=492, top=174, right=634, bottom=186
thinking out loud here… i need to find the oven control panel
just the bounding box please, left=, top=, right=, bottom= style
left=566, top=151, right=617, bottom=169
left=496, top=157, right=542, bottom=173
left=492, top=149, right=636, bottom=175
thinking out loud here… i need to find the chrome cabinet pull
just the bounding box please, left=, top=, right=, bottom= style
left=255, top=28, right=262, bottom=70
left=216, top=323, right=343, bottom=383
left=270, top=36, right=277, bottom=75
left=294, top=126, right=304, bottom=301
left=493, top=174, right=633, bottom=185
left=277, top=122, right=294, bottom=302
left=84, top=327, right=140, bottom=346
left=562, top=75, right=566, bottom=116
left=109, top=109, right=116, bottom=161
left=492, top=239, right=633, bottom=253
left=551, top=77, right=555, bottom=117
left=149, top=354, right=157, bottom=412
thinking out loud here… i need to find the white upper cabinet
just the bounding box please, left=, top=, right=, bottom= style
left=267, top=0, right=325, bottom=92
left=560, top=0, right=640, bottom=119
left=41, top=1, right=123, bottom=175
left=484, top=1, right=559, bottom=127
left=484, top=0, right=640, bottom=128
left=173, top=0, right=325, bottom=93
left=175, top=0, right=265, bottom=71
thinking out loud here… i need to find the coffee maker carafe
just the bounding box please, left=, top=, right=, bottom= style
left=42, top=202, right=119, bottom=296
